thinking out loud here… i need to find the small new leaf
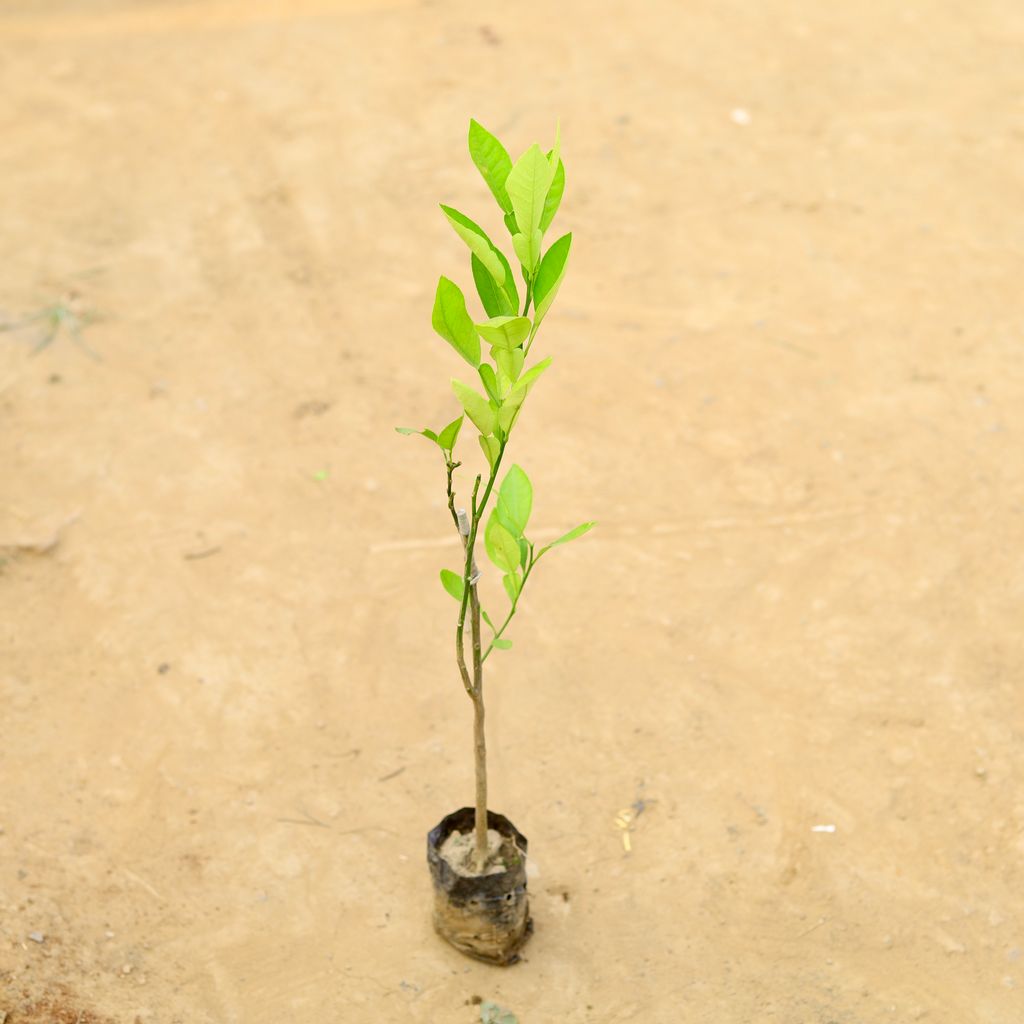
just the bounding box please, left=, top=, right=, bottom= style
left=436, top=415, right=463, bottom=451
left=439, top=569, right=465, bottom=602
left=440, top=205, right=506, bottom=286
left=479, top=434, right=500, bottom=469
left=543, top=521, right=596, bottom=553
left=472, top=253, right=514, bottom=318
left=492, top=638, right=513, bottom=650
left=512, top=356, right=553, bottom=398
left=496, top=465, right=533, bottom=536
left=432, top=277, right=481, bottom=367
left=485, top=514, right=520, bottom=573
left=475, top=316, right=531, bottom=350
left=512, top=228, right=543, bottom=274
left=478, top=363, right=501, bottom=402
left=506, top=143, right=555, bottom=239
left=494, top=346, right=525, bottom=382
left=395, top=426, right=439, bottom=444
left=452, top=379, right=496, bottom=436
left=502, top=572, right=521, bottom=603
left=468, top=119, right=514, bottom=214
left=533, top=232, right=572, bottom=326
left=540, top=157, right=564, bottom=232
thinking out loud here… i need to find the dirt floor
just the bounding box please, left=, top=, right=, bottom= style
left=2, top=0, right=1023, bottom=1021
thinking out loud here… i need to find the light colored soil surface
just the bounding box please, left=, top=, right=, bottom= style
left=440, top=829, right=512, bottom=878
left=2, top=1, right=1023, bottom=1021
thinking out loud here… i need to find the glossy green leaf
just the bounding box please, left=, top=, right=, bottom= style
left=479, top=434, right=500, bottom=469
left=395, top=426, right=439, bottom=444
left=468, top=119, right=513, bottom=213
left=494, top=346, right=525, bottom=383
left=432, top=277, right=480, bottom=367
left=496, top=464, right=532, bottom=536
left=512, top=228, right=543, bottom=274
left=475, top=316, right=531, bottom=350
left=472, top=254, right=513, bottom=318
left=452, top=379, right=495, bottom=436
left=497, top=380, right=528, bottom=433
left=540, top=157, right=564, bottom=233
left=506, top=144, right=555, bottom=238
left=512, top=356, right=552, bottom=397
left=502, top=572, right=520, bottom=603
left=440, top=205, right=505, bottom=286
left=478, top=363, right=500, bottom=402
left=481, top=608, right=497, bottom=632
left=439, top=569, right=465, bottom=602
left=497, top=402, right=519, bottom=436
left=492, top=638, right=513, bottom=650
left=436, top=415, right=463, bottom=451
left=547, top=521, right=596, bottom=549
left=518, top=537, right=529, bottom=568
left=533, top=233, right=572, bottom=325
left=485, top=514, right=520, bottom=573
left=503, top=211, right=519, bottom=236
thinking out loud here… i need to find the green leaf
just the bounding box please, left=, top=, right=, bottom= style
left=452, top=379, right=496, bottom=437
left=545, top=521, right=596, bottom=550
left=478, top=363, right=500, bottom=403
left=492, top=638, right=513, bottom=650
left=468, top=119, right=513, bottom=214
left=485, top=514, right=520, bottom=573
left=533, top=233, right=571, bottom=326
left=506, top=144, right=555, bottom=239
left=475, top=316, right=531, bottom=349
left=494, top=346, right=525, bottom=383
left=512, top=356, right=552, bottom=397
left=479, top=434, right=500, bottom=469
left=502, top=572, right=521, bottom=603
left=436, top=415, right=463, bottom=451
left=540, top=157, right=564, bottom=233
left=472, top=253, right=513, bottom=318
left=395, top=426, right=439, bottom=444
left=496, top=464, right=532, bottom=536
left=481, top=608, right=497, bottom=632
left=503, top=210, right=519, bottom=236
left=439, top=569, right=465, bottom=602
left=440, top=205, right=505, bottom=287
left=512, top=228, right=543, bottom=274
left=497, top=402, right=520, bottom=436
left=518, top=536, right=530, bottom=568
left=432, top=277, right=480, bottom=367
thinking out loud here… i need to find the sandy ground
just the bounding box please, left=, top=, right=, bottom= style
left=2, top=1, right=1023, bottom=1021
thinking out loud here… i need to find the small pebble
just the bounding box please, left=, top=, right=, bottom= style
left=28, top=931, right=45, bottom=943
left=122, top=963, right=133, bottom=975
left=730, top=107, right=752, bottom=126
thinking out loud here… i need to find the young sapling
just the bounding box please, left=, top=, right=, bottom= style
left=398, top=118, right=593, bottom=963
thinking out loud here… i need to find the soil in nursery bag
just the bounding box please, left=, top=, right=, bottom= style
left=427, top=807, right=532, bottom=965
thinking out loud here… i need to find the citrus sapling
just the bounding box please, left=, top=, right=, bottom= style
left=398, top=118, right=592, bottom=964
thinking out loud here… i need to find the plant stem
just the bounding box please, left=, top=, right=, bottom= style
left=451, top=444, right=507, bottom=869
left=470, top=585, right=487, bottom=870
left=482, top=548, right=536, bottom=662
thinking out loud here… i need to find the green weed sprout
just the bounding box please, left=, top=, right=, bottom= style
left=398, top=119, right=593, bottom=870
